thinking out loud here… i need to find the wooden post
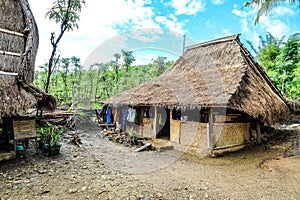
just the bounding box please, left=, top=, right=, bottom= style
left=138, top=107, right=143, bottom=136
left=208, top=108, right=215, bottom=150
left=256, top=121, right=262, bottom=144
left=153, top=106, right=158, bottom=139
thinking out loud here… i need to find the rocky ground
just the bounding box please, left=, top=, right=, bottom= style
left=0, top=114, right=299, bottom=200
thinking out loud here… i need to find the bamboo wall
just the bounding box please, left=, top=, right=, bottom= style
left=170, top=120, right=208, bottom=149
left=141, top=118, right=154, bottom=138
left=213, top=123, right=250, bottom=148
left=125, top=118, right=154, bottom=138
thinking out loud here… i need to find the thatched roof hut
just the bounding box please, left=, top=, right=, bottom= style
left=103, top=34, right=289, bottom=126
left=0, top=0, right=56, bottom=116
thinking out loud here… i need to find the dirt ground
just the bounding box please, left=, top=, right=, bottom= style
left=0, top=116, right=299, bottom=200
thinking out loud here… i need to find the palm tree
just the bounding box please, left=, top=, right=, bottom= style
left=244, top=0, right=300, bottom=24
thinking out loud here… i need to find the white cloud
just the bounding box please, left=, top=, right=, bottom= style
left=232, top=4, right=256, bottom=17
left=211, top=0, right=224, bottom=5
left=155, top=16, right=184, bottom=34
left=222, top=29, right=231, bottom=36
left=241, top=19, right=249, bottom=33
left=261, top=17, right=290, bottom=38
left=171, top=0, right=205, bottom=15
left=28, top=0, right=187, bottom=68
left=232, top=3, right=292, bottom=52
left=273, top=6, right=295, bottom=16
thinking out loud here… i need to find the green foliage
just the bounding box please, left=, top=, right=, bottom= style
left=128, top=128, right=137, bottom=144
left=37, top=122, right=64, bottom=147
left=35, top=52, right=173, bottom=109
left=257, top=33, right=300, bottom=100
left=46, top=0, right=85, bottom=31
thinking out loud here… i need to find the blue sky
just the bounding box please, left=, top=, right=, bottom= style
left=28, top=0, right=300, bottom=68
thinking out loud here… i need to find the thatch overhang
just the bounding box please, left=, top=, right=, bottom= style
left=103, top=34, right=290, bottom=125
left=0, top=0, right=57, bottom=116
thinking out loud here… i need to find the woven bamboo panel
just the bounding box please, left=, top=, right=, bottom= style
left=180, top=121, right=198, bottom=146
left=191, top=123, right=208, bottom=148
left=142, top=118, right=153, bottom=138
left=214, top=123, right=249, bottom=148
left=170, top=119, right=180, bottom=143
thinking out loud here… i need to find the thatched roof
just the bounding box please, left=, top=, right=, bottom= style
left=0, top=0, right=56, bottom=116
left=103, top=34, right=290, bottom=125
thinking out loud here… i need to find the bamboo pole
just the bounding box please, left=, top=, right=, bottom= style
left=0, top=28, right=25, bottom=37
left=0, top=70, right=18, bottom=76
left=0, top=50, right=22, bottom=57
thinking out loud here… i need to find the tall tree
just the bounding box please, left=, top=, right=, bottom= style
left=70, top=56, right=81, bottom=110
left=113, top=53, right=121, bottom=92
left=60, top=58, right=71, bottom=105
left=121, top=50, right=135, bottom=89
left=44, top=0, right=85, bottom=93
left=244, top=0, right=300, bottom=24
left=152, top=56, right=167, bottom=76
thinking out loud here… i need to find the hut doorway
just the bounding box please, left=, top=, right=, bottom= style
left=156, top=108, right=170, bottom=140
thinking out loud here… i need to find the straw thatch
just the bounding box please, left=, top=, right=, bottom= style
left=103, top=34, right=290, bottom=125
left=0, top=0, right=57, bottom=116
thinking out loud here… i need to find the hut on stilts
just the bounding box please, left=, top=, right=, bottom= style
left=0, top=0, right=57, bottom=160
left=102, top=34, right=290, bottom=156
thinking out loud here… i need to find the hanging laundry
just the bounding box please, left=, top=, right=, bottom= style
left=127, top=107, right=132, bottom=122
left=158, top=114, right=163, bottom=125
left=120, top=107, right=129, bottom=131
left=134, top=108, right=140, bottom=124
left=126, top=107, right=136, bottom=122
left=130, top=108, right=136, bottom=122
left=106, top=106, right=112, bottom=124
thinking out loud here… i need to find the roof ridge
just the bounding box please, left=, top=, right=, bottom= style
left=187, top=34, right=240, bottom=50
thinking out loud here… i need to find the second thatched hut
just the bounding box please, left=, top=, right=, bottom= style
left=103, top=34, right=290, bottom=156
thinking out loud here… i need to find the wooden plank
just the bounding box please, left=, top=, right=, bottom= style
left=134, top=143, right=151, bottom=152
left=0, top=152, right=16, bottom=161
left=99, top=123, right=115, bottom=126
left=13, top=119, right=36, bottom=140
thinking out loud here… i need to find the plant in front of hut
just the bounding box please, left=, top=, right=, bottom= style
left=37, top=122, right=64, bottom=156
left=128, top=129, right=137, bottom=145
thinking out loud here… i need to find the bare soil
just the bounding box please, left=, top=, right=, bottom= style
left=0, top=116, right=299, bottom=200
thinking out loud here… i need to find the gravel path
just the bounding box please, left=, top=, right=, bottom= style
left=0, top=123, right=299, bottom=200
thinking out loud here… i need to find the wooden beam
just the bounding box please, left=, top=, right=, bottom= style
left=208, top=108, right=215, bottom=150
left=256, top=121, right=262, bottom=143
left=153, top=106, right=158, bottom=139
left=134, top=143, right=151, bottom=152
